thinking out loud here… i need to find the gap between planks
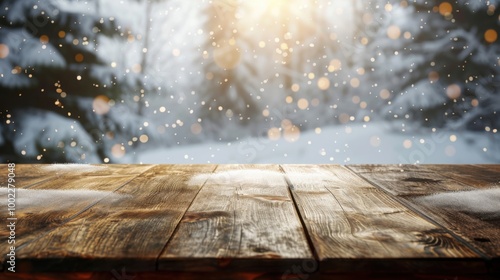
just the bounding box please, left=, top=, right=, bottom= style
left=15, top=164, right=218, bottom=272
left=154, top=164, right=219, bottom=270
left=281, top=165, right=484, bottom=274
left=12, top=165, right=158, bottom=253
left=344, top=165, right=491, bottom=261
left=158, top=164, right=314, bottom=272
left=278, top=164, right=321, bottom=266
left=4, top=164, right=496, bottom=275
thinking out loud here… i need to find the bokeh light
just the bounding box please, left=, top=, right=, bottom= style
left=92, top=95, right=111, bottom=115
left=0, top=44, right=9, bottom=59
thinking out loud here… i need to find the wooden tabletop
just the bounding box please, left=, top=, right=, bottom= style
left=0, top=164, right=499, bottom=279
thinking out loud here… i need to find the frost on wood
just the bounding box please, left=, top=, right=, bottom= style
left=415, top=188, right=500, bottom=221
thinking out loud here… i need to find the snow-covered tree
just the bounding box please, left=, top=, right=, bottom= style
left=361, top=0, right=500, bottom=131
left=0, top=0, right=152, bottom=163
left=197, top=0, right=262, bottom=138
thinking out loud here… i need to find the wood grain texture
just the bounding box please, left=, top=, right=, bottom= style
left=26, top=164, right=155, bottom=177
left=0, top=164, right=59, bottom=189
left=14, top=165, right=215, bottom=272
left=0, top=174, right=138, bottom=270
left=0, top=164, right=151, bottom=269
left=416, top=165, right=500, bottom=273
left=349, top=164, right=500, bottom=272
left=0, top=164, right=497, bottom=277
left=474, top=164, right=500, bottom=173
left=159, top=164, right=314, bottom=272
left=0, top=164, right=154, bottom=190
left=420, top=165, right=500, bottom=188
left=3, top=272, right=497, bottom=280
left=1, top=271, right=297, bottom=280
left=349, top=164, right=475, bottom=196
left=281, top=165, right=483, bottom=274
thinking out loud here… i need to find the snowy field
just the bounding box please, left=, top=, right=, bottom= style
left=139, top=123, right=499, bottom=164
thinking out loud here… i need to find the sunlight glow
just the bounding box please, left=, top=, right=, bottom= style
left=240, top=0, right=354, bottom=37
left=249, top=0, right=288, bottom=14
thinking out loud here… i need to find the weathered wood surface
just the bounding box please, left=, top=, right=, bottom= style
left=349, top=164, right=500, bottom=273
left=0, top=174, right=139, bottom=270
left=159, top=164, right=314, bottom=272
left=421, top=165, right=500, bottom=188
left=0, top=164, right=498, bottom=278
left=0, top=164, right=154, bottom=190
left=15, top=165, right=215, bottom=272
left=6, top=271, right=489, bottom=280
left=2, top=271, right=299, bottom=280
left=0, top=164, right=172, bottom=271
left=347, top=164, right=475, bottom=196
left=10, top=164, right=153, bottom=177
left=474, top=164, right=500, bottom=173
left=0, top=164, right=60, bottom=189
left=281, top=165, right=483, bottom=274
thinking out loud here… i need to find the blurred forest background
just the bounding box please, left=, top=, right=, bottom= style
left=0, top=0, right=499, bottom=163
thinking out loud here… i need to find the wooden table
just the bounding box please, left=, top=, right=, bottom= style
left=0, top=164, right=499, bottom=279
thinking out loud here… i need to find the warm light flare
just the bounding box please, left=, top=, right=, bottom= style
left=249, top=0, right=289, bottom=12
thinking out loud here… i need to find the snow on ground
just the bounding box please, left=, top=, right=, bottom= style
left=138, top=123, right=498, bottom=164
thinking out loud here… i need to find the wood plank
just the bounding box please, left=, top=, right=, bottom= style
left=480, top=163, right=500, bottom=274
left=26, top=164, right=155, bottom=177
left=0, top=174, right=139, bottom=268
left=349, top=164, right=475, bottom=196
left=0, top=164, right=151, bottom=191
left=281, top=165, right=483, bottom=274
left=0, top=164, right=5, bottom=181
left=420, top=165, right=500, bottom=188
left=0, top=271, right=317, bottom=280
left=159, top=164, right=314, bottom=272
left=349, top=165, right=500, bottom=272
left=14, top=164, right=216, bottom=272
left=0, top=165, right=152, bottom=271
left=0, top=164, right=4, bottom=271
left=474, top=164, right=500, bottom=173
left=0, top=164, right=8, bottom=272
left=0, top=164, right=61, bottom=189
